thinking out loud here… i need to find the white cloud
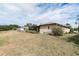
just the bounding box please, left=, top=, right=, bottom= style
left=0, top=3, right=79, bottom=27
left=2, top=4, right=21, bottom=12
left=30, top=4, right=79, bottom=27
left=0, top=3, right=41, bottom=25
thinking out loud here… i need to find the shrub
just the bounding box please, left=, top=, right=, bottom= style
left=25, top=29, right=38, bottom=34
left=68, top=34, right=79, bottom=45
left=52, top=27, right=64, bottom=36
left=78, top=27, right=79, bottom=32
left=70, top=28, right=74, bottom=33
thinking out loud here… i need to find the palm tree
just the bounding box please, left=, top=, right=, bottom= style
left=75, top=15, right=79, bottom=32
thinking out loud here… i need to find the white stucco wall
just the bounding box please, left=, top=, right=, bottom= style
left=40, top=29, right=52, bottom=34
left=40, top=28, right=70, bottom=34
left=62, top=28, right=70, bottom=33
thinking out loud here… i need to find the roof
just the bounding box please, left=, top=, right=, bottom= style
left=39, top=23, right=70, bottom=29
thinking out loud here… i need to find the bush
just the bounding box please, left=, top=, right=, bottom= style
left=68, top=34, right=79, bottom=45
left=70, top=28, right=74, bottom=33
left=52, top=27, right=64, bottom=36
left=78, top=27, right=79, bottom=32
left=25, top=29, right=38, bottom=34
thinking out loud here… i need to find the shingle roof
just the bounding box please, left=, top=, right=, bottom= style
left=39, top=23, right=70, bottom=29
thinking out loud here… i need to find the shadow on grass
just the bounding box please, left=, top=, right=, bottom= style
left=68, top=34, right=79, bottom=45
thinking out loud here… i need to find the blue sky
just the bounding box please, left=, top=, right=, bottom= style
left=0, top=3, right=79, bottom=27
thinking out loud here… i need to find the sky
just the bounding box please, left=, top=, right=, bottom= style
left=0, top=3, right=79, bottom=28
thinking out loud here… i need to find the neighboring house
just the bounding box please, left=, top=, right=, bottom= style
left=17, top=26, right=29, bottom=32
left=39, top=23, right=70, bottom=34
left=17, top=27, right=25, bottom=32
left=24, top=26, right=29, bottom=30
left=74, top=31, right=78, bottom=33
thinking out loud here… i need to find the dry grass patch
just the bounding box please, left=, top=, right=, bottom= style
left=0, top=31, right=78, bottom=56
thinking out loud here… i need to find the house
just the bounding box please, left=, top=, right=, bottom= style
left=17, top=26, right=29, bottom=32
left=39, top=23, right=70, bottom=34
left=17, top=27, right=25, bottom=32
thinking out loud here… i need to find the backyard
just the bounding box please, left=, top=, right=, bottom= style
left=0, top=30, right=79, bottom=56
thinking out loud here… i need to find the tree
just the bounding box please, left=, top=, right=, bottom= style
left=25, top=23, right=32, bottom=27
left=66, top=23, right=74, bottom=33
left=75, top=15, right=79, bottom=32
left=25, top=23, right=38, bottom=31
left=9, top=24, right=20, bottom=30
left=0, top=24, right=19, bottom=31
left=66, top=23, right=71, bottom=28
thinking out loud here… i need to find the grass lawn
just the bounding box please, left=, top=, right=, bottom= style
left=0, top=30, right=79, bottom=56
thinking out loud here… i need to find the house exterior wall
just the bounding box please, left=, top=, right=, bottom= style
left=39, top=24, right=70, bottom=34
left=39, top=25, right=58, bottom=34
left=40, top=29, right=52, bottom=34
left=62, top=27, right=70, bottom=33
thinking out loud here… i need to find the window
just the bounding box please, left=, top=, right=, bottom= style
left=48, top=26, right=49, bottom=29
